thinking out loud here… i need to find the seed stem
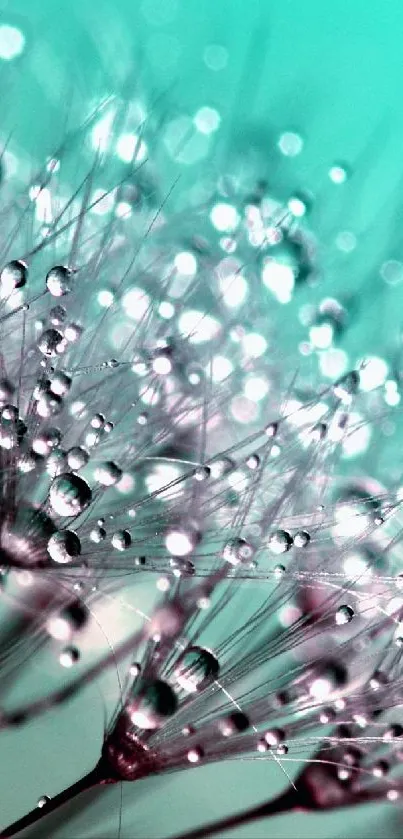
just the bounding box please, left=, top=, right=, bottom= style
left=0, top=760, right=114, bottom=837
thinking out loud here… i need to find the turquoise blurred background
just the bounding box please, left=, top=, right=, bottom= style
left=2, top=0, right=403, bottom=836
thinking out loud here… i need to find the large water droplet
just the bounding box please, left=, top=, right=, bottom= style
left=128, top=680, right=178, bottom=729
left=49, top=473, right=92, bottom=517
left=175, top=646, right=219, bottom=693
left=0, top=259, right=27, bottom=293
left=47, top=530, right=81, bottom=564
left=46, top=265, right=72, bottom=297
left=38, top=328, right=64, bottom=357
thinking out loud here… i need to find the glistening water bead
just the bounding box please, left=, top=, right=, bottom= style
left=335, top=605, right=355, bottom=625
left=174, top=646, right=219, bottom=693
left=128, top=680, right=178, bottom=729
left=49, top=474, right=92, bottom=517
left=45, top=265, right=73, bottom=297
left=3, top=73, right=403, bottom=839
left=47, top=530, right=81, bottom=564
left=223, top=537, right=254, bottom=565
left=0, top=259, right=27, bottom=293
left=268, top=530, right=293, bottom=554
left=38, top=329, right=65, bottom=358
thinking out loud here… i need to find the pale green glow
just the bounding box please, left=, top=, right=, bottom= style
left=97, top=290, right=115, bottom=307
left=262, top=260, right=295, bottom=303
left=319, top=348, right=349, bottom=379
left=29, top=186, right=52, bottom=223
left=242, top=332, right=267, bottom=358
left=115, top=473, right=135, bottom=494
left=158, top=301, right=175, bottom=319
left=115, top=201, right=132, bottom=218
left=210, top=355, right=233, bottom=382
left=91, top=188, right=115, bottom=215
left=343, top=552, right=371, bottom=582
left=203, top=43, right=228, bottom=71
left=116, top=133, right=148, bottom=163
left=287, top=196, right=307, bottom=217
left=335, top=231, right=357, bottom=252
left=243, top=375, right=269, bottom=402
left=140, top=383, right=160, bottom=405
left=278, top=131, right=303, bottom=157
left=178, top=309, right=221, bottom=343
left=359, top=356, right=388, bottom=392
left=146, top=463, right=182, bottom=501
left=122, top=287, right=151, bottom=320
left=219, top=272, right=248, bottom=307
left=309, top=323, right=333, bottom=349
left=329, top=165, right=348, bottom=184
left=194, top=106, right=221, bottom=134
left=174, top=251, right=197, bottom=276
left=0, top=25, right=25, bottom=60
left=342, top=411, right=371, bottom=458
left=210, top=202, right=240, bottom=233
left=380, top=260, right=403, bottom=285
left=385, top=379, right=401, bottom=406
left=91, top=108, right=116, bottom=152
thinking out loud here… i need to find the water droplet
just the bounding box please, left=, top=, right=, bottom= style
left=49, top=473, right=92, bottom=517
left=175, top=646, right=219, bottom=693
left=47, top=530, right=81, bottom=564
left=46, top=600, right=88, bottom=641
left=219, top=712, right=249, bottom=737
left=264, top=728, right=285, bottom=747
left=165, top=524, right=200, bottom=556
left=335, top=605, right=354, bottom=626
left=0, top=259, right=27, bottom=293
left=67, top=446, right=89, bottom=471
left=264, top=422, right=278, bottom=438
left=90, top=525, right=106, bottom=543
left=49, top=305, right=66, bottom=326
left=223, top=537, right=254, bottom=565
left=49, top=372, right=71, bottom=396
left=46, top=265, right=72, bottom=297
left=193, top=465, right=211, bottom=481
left=111, top=530, right=131, bottom=551
left=329, top=164, right=349, bottom=184
left=169, top=557, right=195, bottom=577
left=128, top=680, right=178, bottom=729
left=152, top=348, right=173, bottom=375
left=246, top=454, right=260, bottom=470
left=384, top=724, right=403, bottom=741
left=0, top=379, right=14, bottom=404
left=36, top=392, right=62, bottom=418
left=294, top=530, right=310, bottom=548
left=369, top=670, right=388, bottom=691
left=308, top=660, right=347, bottom=700
left=95, top=461, right=122, bottom=486
left=187, top=746, right=204, bottom=763
left=38, top=328, right=65, bottom=357
left=268, top=530, right=293, bottom=554
left=333, top=370, right=360, bottom=403
left=372, top=760, right=389, bottom=778
left=46, top=449, right=67, bottom=477
left=59, top=646, right=80, bottom=667
left=37, top=795, right=51, bottom=809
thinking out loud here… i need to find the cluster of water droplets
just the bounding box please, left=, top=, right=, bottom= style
left=2, top=90, right=403, bottom=839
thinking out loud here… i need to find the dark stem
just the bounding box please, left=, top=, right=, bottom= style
left=0, top=761, right=114, bottom=837
left=171, top=787, right=300, bottom=839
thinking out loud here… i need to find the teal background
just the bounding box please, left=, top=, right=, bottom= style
left=1, top=0, right=403, bottom=836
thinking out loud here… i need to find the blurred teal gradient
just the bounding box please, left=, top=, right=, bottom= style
left=2, top=0, right=403, bottom=836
